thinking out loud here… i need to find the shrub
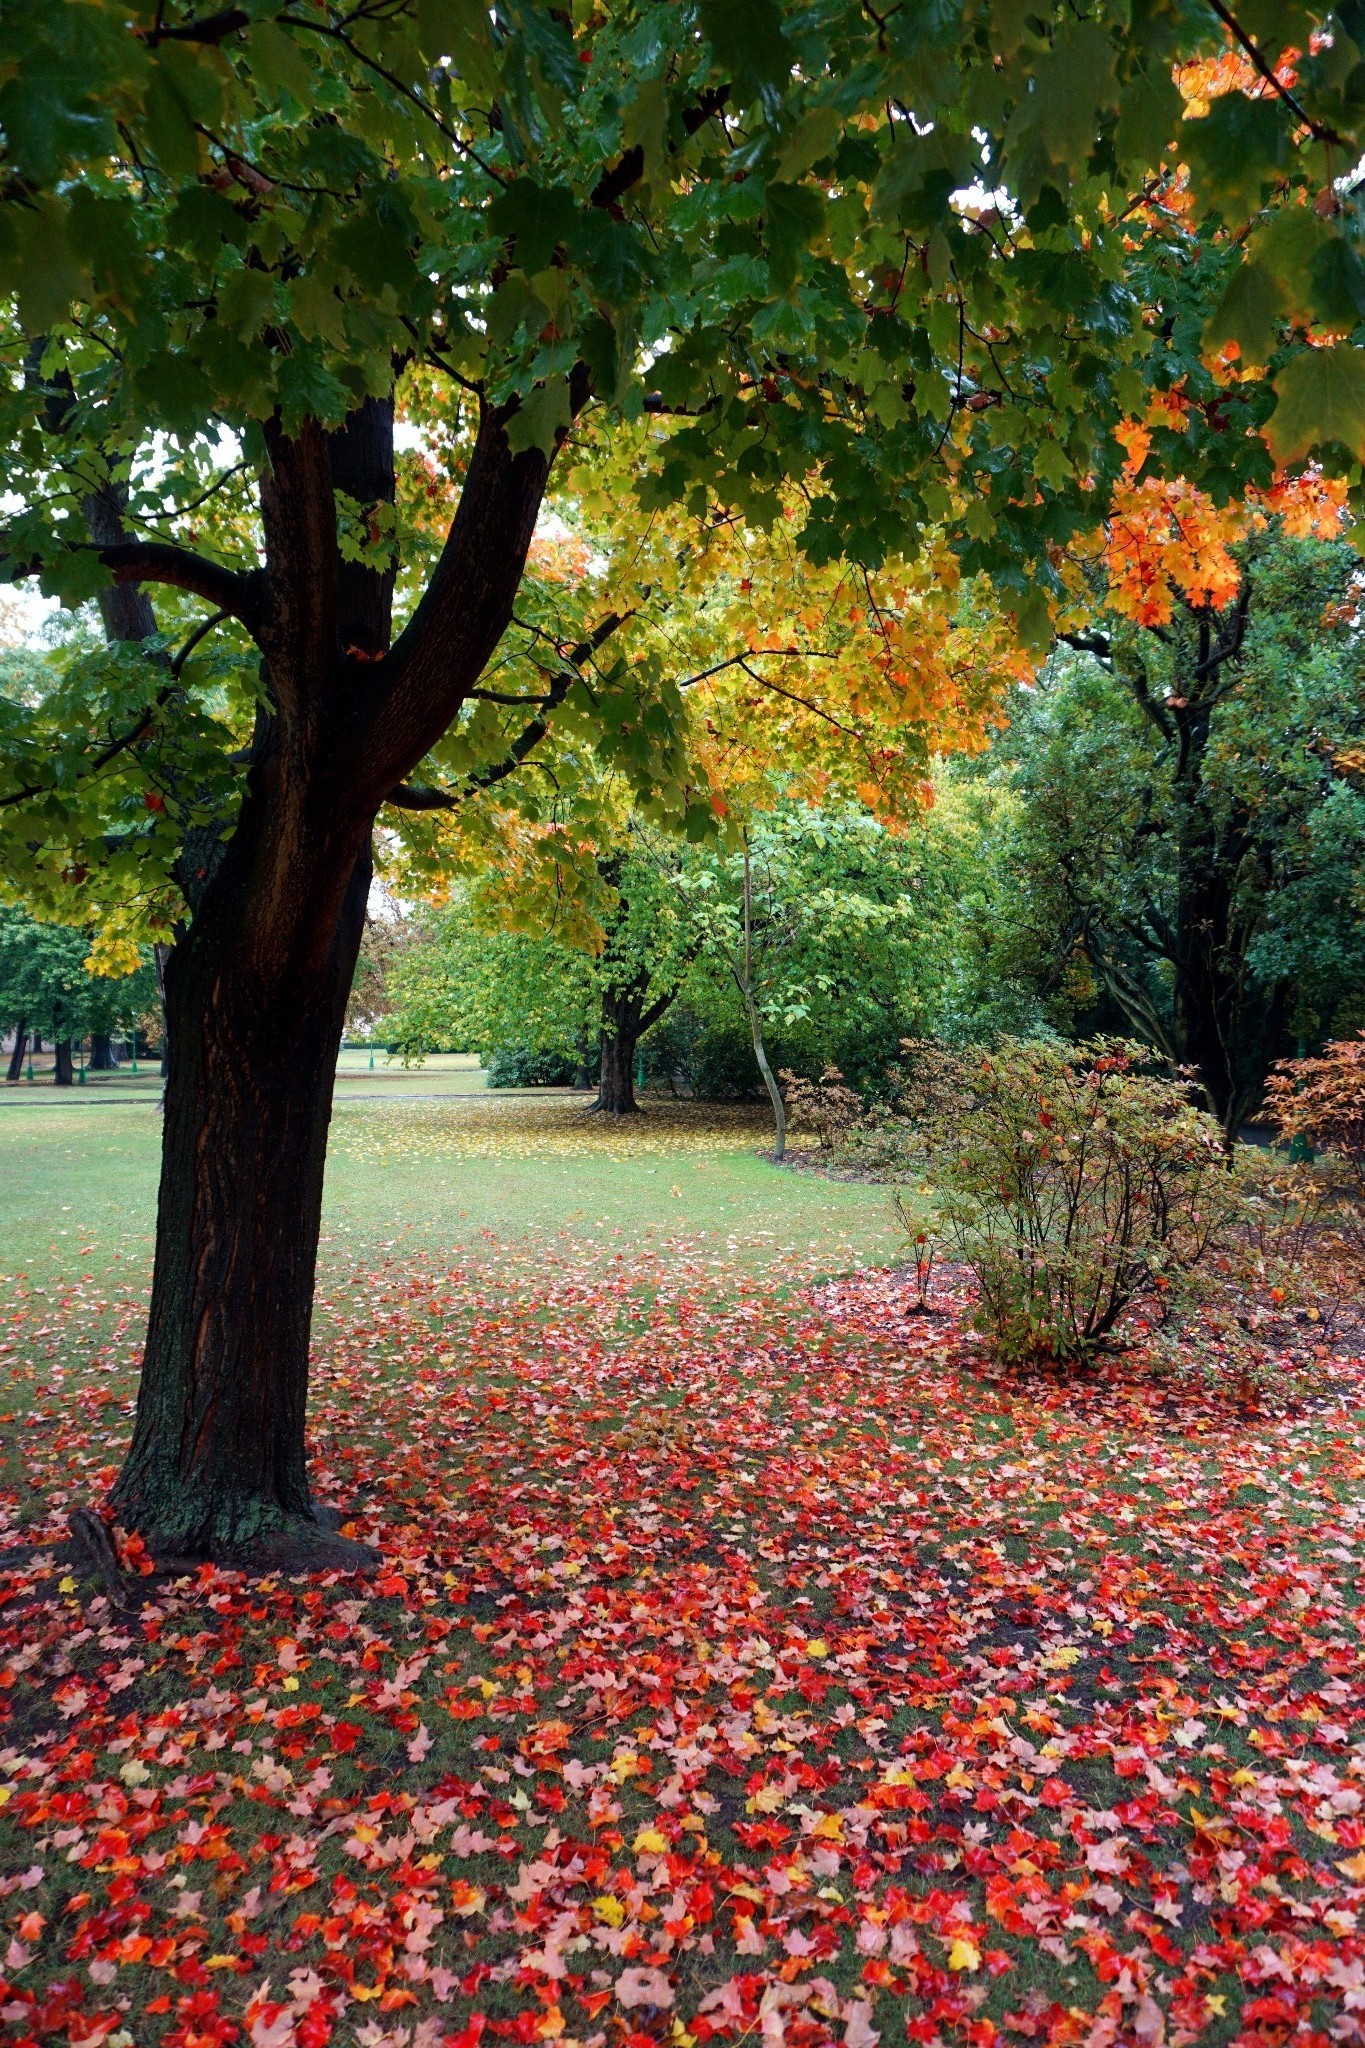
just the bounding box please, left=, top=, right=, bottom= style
left=907, top=1037, right=1234, bottom=1365
left=1265, top=1034, right=1365, bottom=1196
left=484, top=1043, right=578, bottom=1089
left=1261, top=1037, right=1365, bottom=1315
left=780, top=1066, right=866, bottom=1148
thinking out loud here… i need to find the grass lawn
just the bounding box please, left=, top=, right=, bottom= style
left=1, top=1085, right=1363, bottom=2048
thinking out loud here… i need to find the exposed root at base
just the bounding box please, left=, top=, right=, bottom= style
left=240, top=1522, right=381, bottom=1575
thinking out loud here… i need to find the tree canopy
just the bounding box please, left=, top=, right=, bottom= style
left=4, top=0, right=1364, bottom=937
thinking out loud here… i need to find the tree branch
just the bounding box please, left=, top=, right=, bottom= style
left=1204, top=1, right=1346, bottom=148
left=382, top=608, right=632, bottom=814
left=6, top=539, right=263, bottom=634
left=1058, top=630, right=1112, bottom=664
left=358, top=382, right=588, bottom=811
left=142, top=6, right=249, bottom=45
left=590, top=86, right=730, bottom=209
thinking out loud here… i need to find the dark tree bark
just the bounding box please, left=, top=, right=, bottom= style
left=595, top=982, right=678, bottom=1113
left=6, top=1023, right=26, bottom=1082
left=90, top=1033, right=118, bottom=1070
left=110, top=795, right=373, bottom=1561
left=1073, top=587, right=1283, bottom=1145
left=54, top=1037, right=74, bottom=1086
left=100, top=386, right=567, bottom=1567
left=597, top=991, right=643, bottom=1114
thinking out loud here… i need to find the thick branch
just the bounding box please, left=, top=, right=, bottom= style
left=1058, top=630, right=1112, bottom=664
left=590, top=86, right=730, bottom=209
left=383, top=611, right=631, bottom=814
left=143, top=7, right=249, bottom=44
left=7, top=539, right=263, bottom=634
left=359, top=385, right=587, bottom=810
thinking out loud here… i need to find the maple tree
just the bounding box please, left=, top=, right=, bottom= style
left=2, top=0, right=1364, bottom=1562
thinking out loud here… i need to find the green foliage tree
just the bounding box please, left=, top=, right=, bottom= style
left=0, top=908, right=157, bottom=1082
left=680, top=805, right=951, bottom=1152
left=978, top=530, right=1365, bottom=1137
left=1, top=0, right=1357, bottom=1561
left=386, top=848, right=702, bottom=1112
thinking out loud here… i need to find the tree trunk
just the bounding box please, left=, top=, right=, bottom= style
left=6, top=1023, right=26, bottom=1082
left=53, top=1037, right=74, bottom=1086
left=596, top=992, right=641, bottom=1114
left=90, top=1032, right=117, bottom=1070
left=101, top=389, right=563, bottom=1567
left=109, top=789, right=376, bottom=1565
left=738, top=836, right=786, bottom=1160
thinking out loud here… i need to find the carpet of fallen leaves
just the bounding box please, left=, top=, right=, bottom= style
left=3, top=1242, right=1365, bottom=2048
left=329, top=1097, right=780, bottom=1165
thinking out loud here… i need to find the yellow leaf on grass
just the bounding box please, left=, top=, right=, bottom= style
left=593, top=1896, right=626, bottom=1927
left=947, top=1937, right=981, bottom=1972
left=1337, top=1851, right=1365, bottom=1881
left=59, top=1576, right=77, bottom=1594
left=812, top=1813, right=844, bottom=1841
left=806, top=1640, right=829, bottom=1659
left=633, top=1828, right=668, bottom=1855
left=282, top=1676, right=300, bottom=1692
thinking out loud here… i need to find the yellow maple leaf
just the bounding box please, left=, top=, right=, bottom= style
left=947, top=1937, right=981, bottom=1972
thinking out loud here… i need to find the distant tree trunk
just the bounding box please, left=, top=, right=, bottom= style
left=596, top=993, right=642, bottom=1114
left=594, top=981, right=678, bottom=1114
left=736, top=834, right=786, bottom=1160
left=90, top=1033, right=118, bottom=1070
left=7, top=1023, right=27, bottom=1082
left=54, top=1038, right=74, bottom=1086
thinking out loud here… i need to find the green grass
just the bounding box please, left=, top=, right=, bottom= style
left=0, top=1078, right=901, bottom=1301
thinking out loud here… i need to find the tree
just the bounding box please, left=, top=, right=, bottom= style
left=1, top=1, right=1358, bottom=1562
left=0, top=908, right=157, bottom=1082
left=988, top=526, right=1365, bottom=1137
left=679, top=804, right=951, bottom=1147
left=387, top=847, right=702, bottom=1113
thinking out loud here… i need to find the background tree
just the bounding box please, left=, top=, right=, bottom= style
left=386, top=845, right=701, bottom=1113
left=2, top=0, right=1358, bottom=1562
left=0, top=909, right=158, bottom=1083
left=972, top=526, right=1365, bottom=1136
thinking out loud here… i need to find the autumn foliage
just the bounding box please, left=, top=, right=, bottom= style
left=1099, top=398, right=1347, bottom=628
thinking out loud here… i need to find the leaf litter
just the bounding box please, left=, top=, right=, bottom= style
left=2, top=1239, right=1364, bottom=2048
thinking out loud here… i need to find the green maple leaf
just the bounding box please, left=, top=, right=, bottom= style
left=1203, top=261, right=1285, bottom=368
left=1266, top=345, right=1365, bottom=464
left=765, top=182, right=825, bottom=294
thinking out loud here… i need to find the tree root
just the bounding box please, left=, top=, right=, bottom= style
left=241, top=1520, right=381, bottom=1575
left=69, top=1507, right=130, bottom=1606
